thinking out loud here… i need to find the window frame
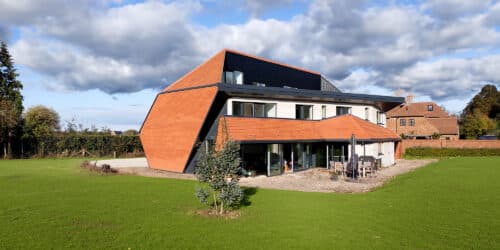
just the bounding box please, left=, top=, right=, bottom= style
left=400, top=118, right=406, bottom=126
left=296, top=104, right=313, bottom=120
left=409, top=118, right=415, bottom=126
left=336, top=106, right=352, bottom=116
left=232, top=101, right=277, bottom=118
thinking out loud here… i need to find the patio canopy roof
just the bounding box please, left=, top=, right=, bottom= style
left=217, top=114, right=401, bottom=144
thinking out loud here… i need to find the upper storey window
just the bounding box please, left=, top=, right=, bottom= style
left=233, top=102, right=276, bottom=118
left=427, top=104, right=433, bottom=111
left=336, top=106, right=351, bottom=116
left=222, top=71, right=243, bottom=85
left=296, top=105, right=313, bottom=120
left=376, top=111, right=385, bottom=125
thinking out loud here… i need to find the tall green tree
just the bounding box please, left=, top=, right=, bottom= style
left=24, top=105, right=60, bottom=157
left=0, top=40, right=24, bottom=158
left=461, top=85, right=499, bottom=120
left=461, top=109, right=496, bottom=139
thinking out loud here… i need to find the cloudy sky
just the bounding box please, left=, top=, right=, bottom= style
left=1, top=0, right=499, bottom=130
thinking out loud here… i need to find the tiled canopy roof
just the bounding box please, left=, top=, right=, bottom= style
left=217, top=114, right=400, bottom=143
left=386, top=102, right=449, bottom=118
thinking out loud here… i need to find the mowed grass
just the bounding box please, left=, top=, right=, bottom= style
left=0, top=158, right=499, bottom=249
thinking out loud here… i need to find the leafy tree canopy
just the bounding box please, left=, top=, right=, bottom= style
left=24, top=105, right=60, bottom=142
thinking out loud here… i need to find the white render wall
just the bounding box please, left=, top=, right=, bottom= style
left=349, top=142, right=395, bottom=167
left=226, top=97, right=386, bottom=127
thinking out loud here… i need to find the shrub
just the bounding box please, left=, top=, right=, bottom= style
left=21, top=134, right=143, bottom=158
left=195, top=140, right=243, bottom=214
left=404, top=147, right=500, bottom=158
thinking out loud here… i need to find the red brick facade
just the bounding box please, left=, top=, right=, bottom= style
left=401, top=139, right=500, bottom=154
left=386, top=102, right=459, bottom=139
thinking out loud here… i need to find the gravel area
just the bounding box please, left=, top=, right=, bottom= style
left=94, top=157, right=149, bottom=168
left=240, top=159, right=437, bottom=193
left=107, top=158, right=436, bottom=193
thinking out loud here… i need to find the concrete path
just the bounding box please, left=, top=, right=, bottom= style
left=94, top=157, right=148, bottom=168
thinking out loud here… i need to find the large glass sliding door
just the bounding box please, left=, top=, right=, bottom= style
left=267, top=144, right=282, bottom=176
left=293, top=143, right=312, bottom=171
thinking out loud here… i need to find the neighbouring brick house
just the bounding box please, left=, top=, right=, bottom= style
left=386, top=99, right=459, bottom=140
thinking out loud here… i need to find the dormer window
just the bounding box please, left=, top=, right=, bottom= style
left=427, top=104, right=433, bottom=111
left=222, top=71, right=243, bottom=85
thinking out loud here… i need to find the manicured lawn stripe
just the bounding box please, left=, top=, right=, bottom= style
left=0, top=157, right=499, bottom=249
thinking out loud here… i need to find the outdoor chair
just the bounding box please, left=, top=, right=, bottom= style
left=330, top=161, right=345, bottom=176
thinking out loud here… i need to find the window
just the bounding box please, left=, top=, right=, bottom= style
left=321, top=105, right=327, bottom=119
left=234, top=71, right=243, bottom=84
left=365, top=107, right=369, bottom=120
left=428, top=104, right=433, bottom=111
left=296, top=105, right=313, bottom=120
left=232, top=102, right=276, bottom=118
left=254, top=103, right=265, bottom=117
left=265, top=103, right=277, bottom=117
left=409, top=118, right=415, bottom=126
left=223, top=71, right=234, bottom=84
left=376, top=111, right=385, bottom=125
left=400, top=118, right=406, bottom=126
left=336, top=106, right=351, bottom=116
left=222, top=71, right=243, bottom=84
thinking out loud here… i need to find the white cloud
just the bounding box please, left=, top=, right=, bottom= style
left=423, top=0, right=492, bottom=20
left=2, top=0, right=500, bottom=103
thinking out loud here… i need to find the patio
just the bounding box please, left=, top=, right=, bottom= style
left=114, top=159, right=436, bottom=193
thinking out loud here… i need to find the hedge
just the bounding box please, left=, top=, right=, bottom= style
left=21, top=134, right=143, bottom=158
left=404, top=147, right=500, bottom=158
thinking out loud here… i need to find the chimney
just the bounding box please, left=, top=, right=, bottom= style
left=405, top=94, right=414, bottom=104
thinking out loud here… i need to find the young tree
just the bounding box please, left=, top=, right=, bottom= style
left=0, top=40, right=24, bottom=158
left=24, top=105, right=60, bottom=157
left=195, top=140, right=244, bottom=214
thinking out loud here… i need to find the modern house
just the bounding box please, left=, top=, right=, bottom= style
left=386, top=98, right=459, bottom=140
left=140, top=49, right=405, bottom=175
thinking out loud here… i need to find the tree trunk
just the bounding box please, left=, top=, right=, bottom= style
left=7, top=132, right=12, bottom=159
left=3, top=143, right=6, bottom=159
left=213, top=192, right=218, bottom=211
left=219, top=188, right=224, bottom=214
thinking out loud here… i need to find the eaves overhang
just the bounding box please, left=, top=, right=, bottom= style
left=218, top=83, right=404, bottom=111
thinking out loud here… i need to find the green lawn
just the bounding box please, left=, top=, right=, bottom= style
left=0, top=158, right=499, bottom=249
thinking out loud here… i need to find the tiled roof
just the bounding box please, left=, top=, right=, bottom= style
left=386, top=102, right=450, bottom=118
left=427, top=117, right=459, bottom=135
left=164, top=50, right=225, bottom=91
left=140, top=86, right=218, bottom=172
left=217, top=114, right=400, bottom=143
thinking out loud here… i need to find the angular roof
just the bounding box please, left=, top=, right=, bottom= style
left=427, top=117, right=459, bottom=135
left=164, top=49, right=321, bottom=92
left=386, top=102, right=450, bottom=118
left=217, top=114, right=400, bottom=143
left=140, top=86, right=218, bottom=172
left=164, top=50, right=225, bottom=91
